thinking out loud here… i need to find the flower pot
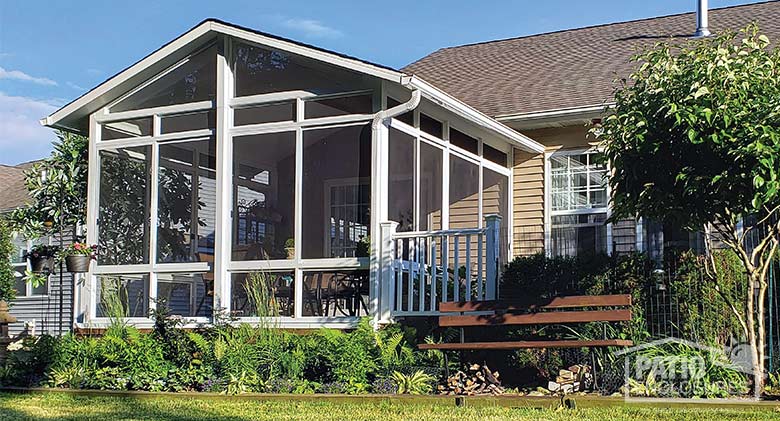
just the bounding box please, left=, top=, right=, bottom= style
left=29, top=256, right=54, bottom=273
left=65, top=255, right=91, bottom=273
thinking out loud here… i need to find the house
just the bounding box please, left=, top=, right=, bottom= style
left=0, top=162, right=75, bottom=336
left=405, top=0, right=780, bottom=260
left=39, top=1, right=780, bottom=330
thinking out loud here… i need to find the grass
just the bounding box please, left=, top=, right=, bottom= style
left=1, top=392, right=780, bottom=421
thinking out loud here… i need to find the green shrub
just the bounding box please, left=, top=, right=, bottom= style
left=0, top=218, right=16, bottom=303
left=1, top=317, right=434, bottom=395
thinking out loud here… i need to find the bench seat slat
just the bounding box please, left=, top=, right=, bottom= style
left=439, top=309, right=631, bottom=327
left=418, top=339, right=633, bottom=350
left=438, top=294, right=631, bottom=313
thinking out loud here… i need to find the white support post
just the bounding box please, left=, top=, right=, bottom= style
left=485, top=214, right=502, bottom=300
left=378, top=221, right=398, bottom=324
left=213, top=36, right=233, bottom=317
left=370, top=114, right=390, bottom=326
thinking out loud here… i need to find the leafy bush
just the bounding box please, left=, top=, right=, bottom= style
left=625, top=340, right=748, bottom=398
left=0, top=318, right=435, bottom=395
left=0, top=219, right=16, bottom=303
left=390, top=370, right=435, bottom=394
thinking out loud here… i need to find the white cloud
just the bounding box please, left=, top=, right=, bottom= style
left=0, top=92, right=59, bottom=164
left=86, top=68, right=101, bottom=76
left=282, top=18, right=343, bottom=38
left=66, top=81, right=85, bottom=91
left=0, top=66, right=57, bottom=86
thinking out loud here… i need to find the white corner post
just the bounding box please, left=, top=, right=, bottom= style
left=213, top=36, right=234, bottom=316
left=369, top=88, right=421, bottom=328
left=484, top=213, right=502, bottom=301
left=378, top=221, right=399, bottom=324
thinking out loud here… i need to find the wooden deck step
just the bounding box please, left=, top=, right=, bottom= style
left=418, top=339, right=633, bottom=350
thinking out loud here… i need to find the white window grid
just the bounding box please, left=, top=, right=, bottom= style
left=550, top=151, right=607, bottom=213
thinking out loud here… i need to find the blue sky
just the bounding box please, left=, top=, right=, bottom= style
left=0, top=0, right=762, bottom=165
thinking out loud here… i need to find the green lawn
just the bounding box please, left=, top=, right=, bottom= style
left=0, top=392, right=780, bottom=421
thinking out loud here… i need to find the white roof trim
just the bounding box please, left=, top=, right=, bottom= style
left=496, top=103, right=614, bottom=122
left=211, top=21, right=405, bottom=84
left=407, top=76, right=545, bottom=153
left=41, top=19, right=543, bottom=153
left=42, top=20, right=406, bottom=130
left=42, top=22, right=212, bottom=129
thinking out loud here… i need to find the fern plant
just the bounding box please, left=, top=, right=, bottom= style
left=390, top=370, right=435, bottom=395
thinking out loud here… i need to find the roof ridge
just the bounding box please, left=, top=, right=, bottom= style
left=436, top=0, right=776, bottom=51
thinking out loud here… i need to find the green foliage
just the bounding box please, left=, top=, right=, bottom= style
left=390, top=370, right=435, bottom=395
left=626, top=341, right=748, bottom=398
left=503, top=252, right=652, bottom=346
left=0, top=219, right=16, bottom=303
left=597, top=24, right=780, bottom=229
left=503, top=251, right=747, bottom=348
left=11, top=131, right=88, bottom=237
left=666, top=250, right=747, bottom=346
left=0, top=318, right=435, bottom=395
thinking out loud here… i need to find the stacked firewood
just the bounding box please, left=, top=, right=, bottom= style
left=547, top=364, right=592, bottom=394
left=438, top=363, right=505, bottom=396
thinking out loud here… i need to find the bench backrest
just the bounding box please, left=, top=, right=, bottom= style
left=437, top=294, right=632, bottom=327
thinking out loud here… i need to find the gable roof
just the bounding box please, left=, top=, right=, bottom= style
left=42, top=19, right=543, bottom=153
left=403, top=1, right=780, bottom=120
left=0, top=163, right=33, bottom=214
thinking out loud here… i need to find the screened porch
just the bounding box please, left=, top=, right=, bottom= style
left=46, top=21, right=543, bottom=329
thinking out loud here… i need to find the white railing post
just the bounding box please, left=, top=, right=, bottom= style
left=378, top=221, right=399, bottom=324
left=485, top=214, right=502, bottom=300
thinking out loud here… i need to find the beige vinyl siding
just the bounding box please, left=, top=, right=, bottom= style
left=512, top=150, right=545, bottom=256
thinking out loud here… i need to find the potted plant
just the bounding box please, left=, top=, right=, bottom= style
left=24, top=245, right=59, bottom=273
left=356, top=235, right=370, bottom=258
left=60, top=243, right=97, bottom=273
left=284, top=238, right=295, bottom=259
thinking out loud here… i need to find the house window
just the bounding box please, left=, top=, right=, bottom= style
left=10, top=237, right=49, bottom=297
left=549, top=151, right=608, bottom=257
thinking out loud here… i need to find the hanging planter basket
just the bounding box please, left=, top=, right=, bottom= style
left=65, top=255, right=91, bottom=273
left=29, top=256, right=54, bottom=273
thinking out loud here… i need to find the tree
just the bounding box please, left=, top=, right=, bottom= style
left=596, top=25, right=780, bottom=397
left=11, top=131, right=88, bottom=237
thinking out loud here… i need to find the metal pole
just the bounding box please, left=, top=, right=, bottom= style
left=58, top=187, right=64, bottom=337
left=770, top=260, right=775, bottom=373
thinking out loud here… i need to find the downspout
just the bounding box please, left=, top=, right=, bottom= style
left=371, top=88, right=421, bottom=130
left=370, top=87, right=421, bottom=328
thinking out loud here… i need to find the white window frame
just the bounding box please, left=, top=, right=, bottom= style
left=387, top=116, right=512, bottom=234
left=544, top=148, right=613, bottom=256
left=10, top=236, right=51, bottom=298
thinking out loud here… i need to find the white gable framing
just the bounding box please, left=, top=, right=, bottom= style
left=41, top=19, right=543, bottom=153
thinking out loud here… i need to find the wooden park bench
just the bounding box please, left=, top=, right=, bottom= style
left=419, top=294, right=634, bottom=351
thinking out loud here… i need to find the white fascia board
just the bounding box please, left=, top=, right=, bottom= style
left=496, top=103, right=615, bottom=128
left=42, top=22, right=214, bottom=130
left=406, top=76, right=545, bottom=154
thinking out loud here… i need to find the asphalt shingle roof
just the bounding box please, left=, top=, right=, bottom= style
left=0, top=164, right=30, bottom=213
left=403, top=1, right=780, bottom=117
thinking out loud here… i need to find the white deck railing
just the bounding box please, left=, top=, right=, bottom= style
left=377, top=215, right=502, bottom=319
